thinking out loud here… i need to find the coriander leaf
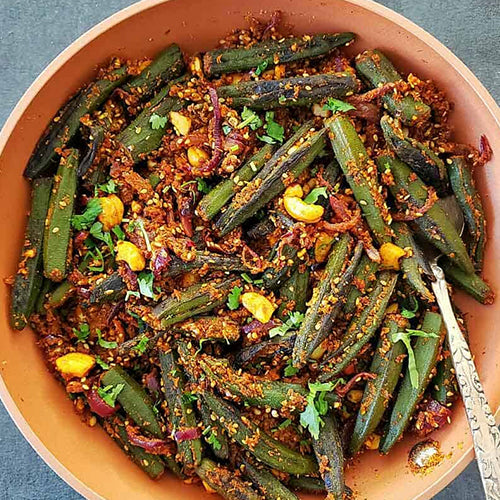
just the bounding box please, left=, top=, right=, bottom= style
left=112, top=225, right=125, bottom=240
left=264, top=111, right=284, bottom=143
left=197, top=178, right=211, bottom=194
left=303, top=187, right=328, bottom=204
left=270, top=311, right=304, bottom=337
left=72, top=323, right=90, bottom=343
left=278, top=95, right=287, bottom=104
left=136, top=219, right=152, bottom=253
left=97, top=384, right=124, bottom=407
left=401, top=297, right=419, bottom=319
left=133, top=335, right=149, bottom=354
left=227, top=286, right=242, bottom=310
left=238, top=107, right=262, bottom=130
left=95, top=355, right=110, bottom=370
left=97, top=329, right=118, bottom=349
left=149, top=173, right=161, bottom=189
left=287, top=311, right=305, bottom=328
left=99, top=179, right=117, bottom=194
left=308, top=381, right=337, bottom=393
left=299, top=380, right=338, bottom=439
left=89, top=222, right=114, bottom=252
left=72, top=198, right=102, bottom=230
left=222, top=124, right=232, bottom=135
left=284, top=359, right=299, bottom=377
left=269, top=323, right=290, bottom=338
left=86, top=246, right=105, bottom=272
left=125, top=290, right=140, bottom=301
left=149, top=113, right=168, bottom=130
left=323, top=98, right=356, bottom=113
left=182, top=392, right=198, bottom=404
left=257, top=134, right=277, bottom=145
left=203, top=427, right=222, bottom=450
left=138, top=271, right=155, bottom=299
left=255, top=60, right=269, bottom=76
left=300, top=397, right=323, bottom=439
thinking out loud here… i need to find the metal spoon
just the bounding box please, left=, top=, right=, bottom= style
left=419, top=196, right=500, bottom=499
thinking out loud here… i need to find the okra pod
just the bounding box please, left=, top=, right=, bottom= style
left=349, top=315, right=407, bottom=455
left=343, top=254, right=378, bottom=315
left=292, top=235, right=359, bottom=368
left=117, top=95, right=182, bottom=162
left=176, top=316, right=241, bottom=343
left=197, top=144, right=275, bottom=220
left=198, top=400, right=230, bottom=460
left=241, top=457, right=299, bottom=500
left=311, top=412, right=345, bottom=500
left=10, top=178, right=52, bottom=329
left=377, top=155, right=475, bottom=274
left=380, top=311, right=445, bottom=453
left=393, top=222, right=434, bottom=302
left=276, top=268, right=310, bottom=321
left=355, top=50, right=431, bottom=125
left=47, top=280, right=74, bottom=308
left=432, top=340, right=458, bottom=406
left=203, top=392, right=318, bottom=474
left=447, top=156, right=486, bottom=269
left=159, top=349, right=202, bottom=467
left=101, top=366, right=164, bottom=438
left=326, top=114, right=393, bottom=245
left=122, top=44, right=185, bottom=101
left=43, top=149, right=79, bottom=282
left=196, top=458, right=261, bottom=500
left=34, top=279, right=52, bottom=315
left=288, top=477, right=326, bottom=493
left=218, top=73, right=360, bottom=109
left=203, top=32, right=355, bottom=76
left=233, top=334, right=296, bottom=368
left=262, top=242, right=299, bottom=290
left=151, top=278, right=240, bottom=328
left=380, top=115, right=447, bottom=191
left=440, top=258, right=494, bottom=305
left=216, top=123, right=326, bottom=235
left=25, top=66, right=128, bottom=178
left=90, top=273, right=126, bottom=304
left=319, top=271, right=398, bottom=379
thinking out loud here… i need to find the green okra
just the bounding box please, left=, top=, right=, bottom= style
left=276, top=267, right=310, bottom=321
left=196, top=458, right=261, bottom=500
left=262, top=242, right=300, bottom=290
left=108, top=421, right=166, bottom=480
left=380, top=115, right=447, bottom=192
left=197, top=144, right=275, bottom=220
left=198, top=400, right=230, bottom=460
left=311, top=412, right=345, bottom=500
left=343, top=254, right=378, bottom=315
left=43, top=149, right=79, bottom=282
left=101, top=366, right=164, bottom=438
left=393, top=221, right=434, bottom=302
left=10, top=177, right=52, bottom=329
left=216, top=123, right=326, bottom=236
left=380, top=311, right=445, bottom=453
left=25, top=66, right=129, bottom=179
left=432, top=340, right=458, bottom=406
left=349, top=315, right=407, bottom=455
left=377, top=155, right=475, bottom=274
left=440, top=258, right=494, bottom=305
left=319, top=271, right=398, bottom=380
left=288, top=477, right=326, bottom=493
left=122, top=44, right=185, bottom=101
left=233, top=334, right=296, bottom=368
left=90, top=273, right=126, bottom=304
left=159, top=349, right=202, bottom=467
left=203, top=32, right=355, bottom=76
left=79, top=125, right=105, bottom=178
left=203, top=392, right=318, bottom=475
left=34, top=279, right=52, bottom=315
left=326, top=114, right=393, bottom=245
left=241, top=457, right=299, bottom=500
left=292, top=235, right=361, bottom=368
left=151, top=278, right=240, bottom=328
left=447, top=156, right=486, bottom=270
left=218, top=73, right=360, bottom=109
left=355, top=50, right=431, bottom=125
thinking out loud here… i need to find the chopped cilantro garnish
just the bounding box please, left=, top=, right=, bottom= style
left=278, top=95, right=287, bottom=104
left=99, top=179, right=117, bottom=194
left=401, top=297, right=419, bottom=319
left=222, top=124, right=232, bottom=135
left=202, top=426, right=222, bottom=450
left=391, top=328, right=439, bottom=388
left=72, top=323, right=90, bottom=343
left=269, top=311, right=305, bottom=337
left=197, top=178, right=211, bottom=194
left=138, top=270, right=155, bottom=299
left=264, top=111, right=284, bottom=143
left=323, top=98, right=356, bottom=113
left=284, top=359, right=299, bottom=377
left=72, top=198, right=102, bottom=230
left=112, top=225, right=125, bottom=240
left=303, top=187, right=328, bottom=204
left=136, top=219, right=151, bottom=253
left=89, top=222, right=114, bottom=253
left=182, top=392, right=198, bottom=404
left=149, top=113, right=168, bottom=130
left=227, top=286, right=243, bottom=310
left=97, top=329, right=118, bottom=349
left=125, top=290, right=141, bottom=301
left=95, top=355, right=110, bottom=370
left=238, top=107, right=262, bottom=130
left=132, top=335, right=149, bottom=354
left=97, top=384, right=124, bottom=407
left=255, top=60, right=269, bottom=76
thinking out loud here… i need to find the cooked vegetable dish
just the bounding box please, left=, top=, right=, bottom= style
left=10, top=13, right=495, bottom=499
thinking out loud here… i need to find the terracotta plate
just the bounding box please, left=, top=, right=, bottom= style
left=0, top=0, right=498, bottom=499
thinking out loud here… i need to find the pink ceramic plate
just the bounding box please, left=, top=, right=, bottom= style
left=0, top=1, right=499, bottom=499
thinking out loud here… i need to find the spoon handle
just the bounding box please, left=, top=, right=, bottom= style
left=431, top=262, right=500, bottom=500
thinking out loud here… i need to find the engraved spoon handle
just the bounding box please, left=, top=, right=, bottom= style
left=431, top=262, right=500, bottom=499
